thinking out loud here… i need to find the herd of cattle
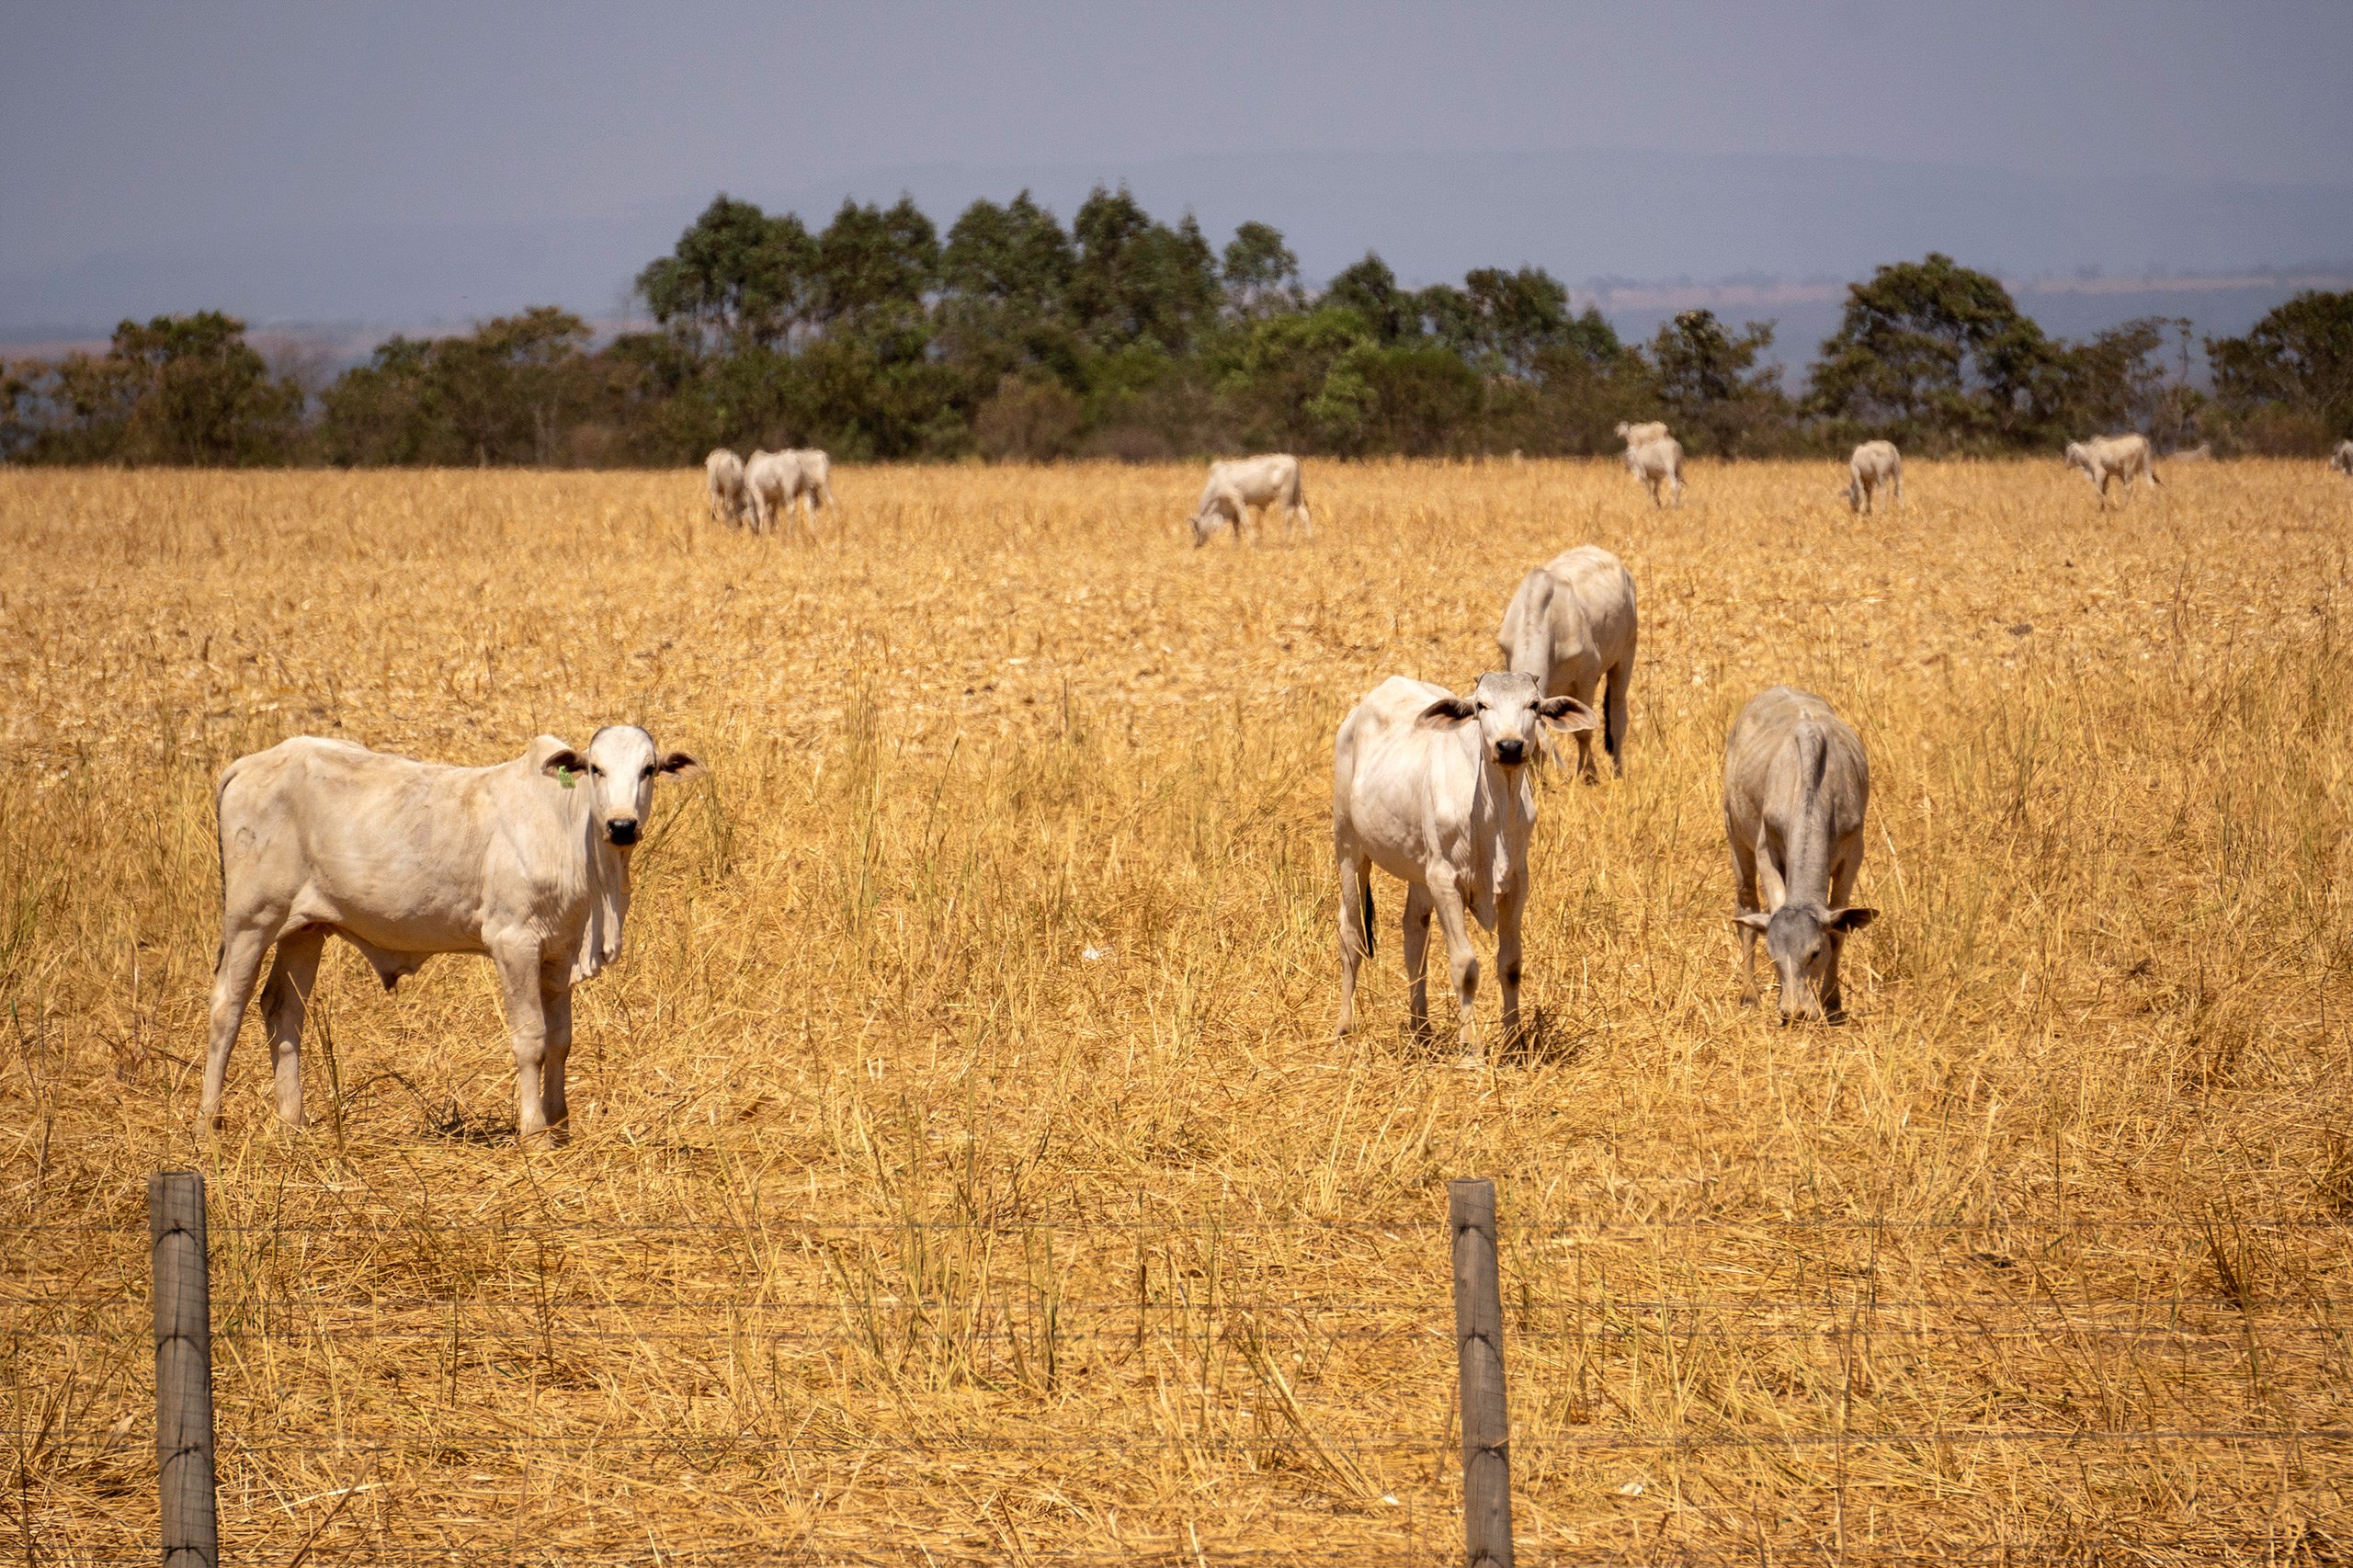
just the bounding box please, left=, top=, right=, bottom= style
left=198, top=428, right=2353, bottom=1131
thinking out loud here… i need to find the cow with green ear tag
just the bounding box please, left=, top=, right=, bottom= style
left=1332, top=670, right=1595, bottom=1067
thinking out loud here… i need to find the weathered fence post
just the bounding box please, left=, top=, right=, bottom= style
left=150, top=1169, right=218, bottom=1568
left=1450, top=1176, right=1512, bottom=1568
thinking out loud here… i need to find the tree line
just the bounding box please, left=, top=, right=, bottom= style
left=6, top=187, right=2349, bottom=467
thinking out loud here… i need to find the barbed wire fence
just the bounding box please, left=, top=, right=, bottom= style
left=3, top=1172, right=2349, bottom=1565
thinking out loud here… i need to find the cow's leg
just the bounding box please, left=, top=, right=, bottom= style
left=1602, top=661, right=1631, bottom=778
left=490, top=938, right=553, bottom=1140
left=1823, top=851, right=1861, bottom=1020
left=201, top=923, right=275, bottom=1127
left=1426, top=878, right=1483, bottom=1067
left=1495, top=883, right=1526, bottom=1049
left=1402, top=881, right=1435, bottom=1041
left=1336, top=850, right=1370, bottom=1038
left=539, top=963, right=575, bottom=1134
left=258, top=926, right=326, bottom=1127
left=1730, top=824, right=1763, bottom=1007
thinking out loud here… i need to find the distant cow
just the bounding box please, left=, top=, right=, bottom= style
left=1722, top=687, right=1875, bottom=1023
left=202, top=728, right=706, bottom=1138
left=1189, top=454, right=1312, bottom=546
left=1847, top=440, right=1903, bottom=514
left=1333, top=672, right=1596, bottom=1065
left=1495, top=545, right=1638, bottom=780
left=705, top=449, right=750, bottom=528
left=1623, top=436, right=1684, bottom=507
left=1615, top=421, right=1670, bottom=448
left=2332, top=440, right=2352, bottom=477
left=746, top=449, right=836, bottom=538
left=2064, top=433, right=2162, bottom=506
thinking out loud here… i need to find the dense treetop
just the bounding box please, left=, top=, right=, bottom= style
left=6, top=189, right=2343, bottom=466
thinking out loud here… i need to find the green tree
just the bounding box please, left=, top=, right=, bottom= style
left=1324, top=254, right=1419, bottom=345
left=1806, top=253, right=2054, bottom=450
left=636, top=195, right=817, bottom=352
left=1651, top=310, right=1786, bottom=455
left=1067, top=186, right=1221, bottom=355
left=1222, top=221, right=1301, bottom=319
left=2209, top=290, right=2353, bottom=449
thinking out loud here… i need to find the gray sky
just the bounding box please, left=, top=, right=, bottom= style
left=5, top=1, right=2350, bottom=335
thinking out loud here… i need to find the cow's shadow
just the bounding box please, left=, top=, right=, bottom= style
left=1386, top=1005, right=1587, bottom=1070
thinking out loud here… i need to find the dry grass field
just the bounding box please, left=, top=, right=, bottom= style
left=3, top=458, right=2351, bottom=1563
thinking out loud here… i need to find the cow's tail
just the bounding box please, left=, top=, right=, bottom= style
left=210, top=756, right=247, bottom=974
left=1337, top=850, right=1375, bottom=959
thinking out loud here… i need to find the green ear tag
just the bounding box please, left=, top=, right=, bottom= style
left=558, top=766, right=576, bottom=789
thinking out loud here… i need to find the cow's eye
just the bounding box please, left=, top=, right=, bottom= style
left=590, top=766, right=604, bottom=778
left=641, top=766, right=655, bottom=778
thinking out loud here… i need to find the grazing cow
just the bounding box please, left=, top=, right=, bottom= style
left=1615, top=421, right=1670, bottom=448
left=1333, top=672, right=1596, bottom=1066
left=2332, top=440, right=2352, bottom=477
left=202, top=728, right=706, bottom=1138
left=2063, top=433, right=2163, bottom=506
left=704, top=449, right=750, bottom=528
left=1722, top=687, right=1875, bottom=1023
left=1495, top=545, right=1638, bottom=780
left=1188, top=454, right=1312, bottom=546
left=1847, top=440, right=1903, bottom=514
left=746, top=449, right=836, bottom=538
left=1623, top=436, right=1684, bottom=507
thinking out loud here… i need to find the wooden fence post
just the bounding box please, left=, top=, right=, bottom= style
left=1450, top=1176, right=1512, bottom=1568
left=150, top=1169, right=217, bottom=1568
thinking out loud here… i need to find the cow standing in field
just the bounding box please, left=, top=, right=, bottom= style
left=746, top=449, right=836, bottom=539
left=1847, top=440, right=1903, bottom=514
left=2064, top=433, right=2163, bottom=506
left=2332, top=439, right=2352, bottom=477
left=1495, top=545, right=1638, bottom=780
left=202, top=728, right=705, bottom=1139
left=1722, top=687, right=1876, bottom=1023
left=705, top=449, right=750, bottom=529
left=1333, top=672, right=1596, bottom=1066
left=1623, top=435, right=1684, bottom=507
left=1188, top=454, right=1312, bottom=546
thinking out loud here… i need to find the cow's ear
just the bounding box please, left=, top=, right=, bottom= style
left=1538, top=695, right=1597, bottom=734
left=1417, top=697, right=1475, bottom=726
left=540, top=746, right=585, bottom=778
left=658, top=751, right=707, bottom=781
left=1731, top=911, right=1772, bottom=933
left=1826, top=906, right=1878, bottom=932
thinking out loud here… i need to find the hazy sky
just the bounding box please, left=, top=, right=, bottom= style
left=5, top=2, right=2350, bottom=331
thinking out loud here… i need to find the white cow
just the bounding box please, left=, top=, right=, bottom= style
left=1723, top=687, right=1875, bottom=1023
left=1615, top=421, right=1670, bottom=448
left=202, top=727, right=705, bottom=1138
left=1495, top=545, right=1638, bottom=780
left=1847, top=440, right=1903, bottom=515
left=704, top=449, right=750, bottom=528
left=1188, top=454, right=1312, bottom=546
left=746, top=449, right=836, bottom=538
left=1623, top=436, right=1684, bottom=507
left=2063, top=433, right=2163, bottom=506
left=2331, top=439, right=2352, bottom=477
left=1333, top=671, right=1596, bottom=1066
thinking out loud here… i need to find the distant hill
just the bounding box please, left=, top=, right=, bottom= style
left=6, top=147, right=2347, bottom=366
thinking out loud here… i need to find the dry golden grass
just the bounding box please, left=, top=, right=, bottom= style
left=3, top=459, right=2351, bottom=1563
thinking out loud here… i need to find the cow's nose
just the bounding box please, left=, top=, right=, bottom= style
left=1495, top=738, right=1526, bottom=766
left=607, top=818, right=640, bottom=846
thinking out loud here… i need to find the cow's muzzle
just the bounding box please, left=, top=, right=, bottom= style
left=606, top=818, right=640, bottom=846
left=1494, top=739, right=1527, bottom=767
